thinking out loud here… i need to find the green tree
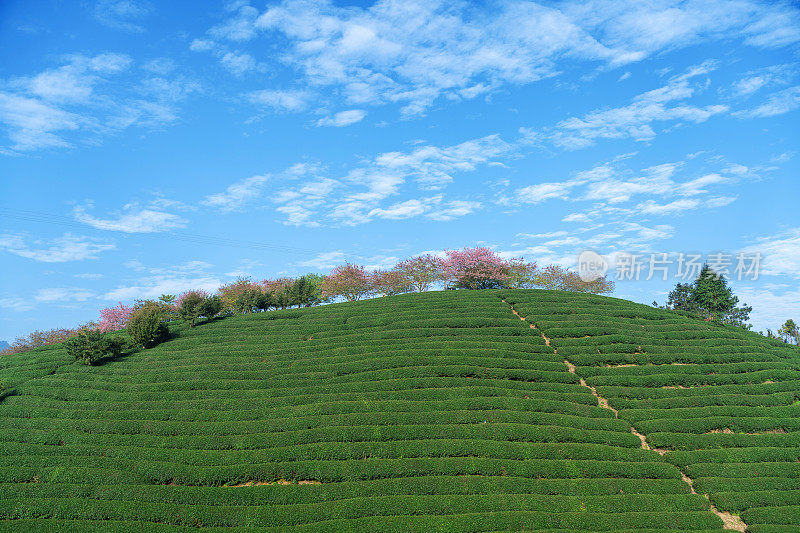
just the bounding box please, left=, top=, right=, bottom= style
left=663, top=265, right=752, bottom=329
left=128, top=302, right=169, bottom=348
left=666, top=283, right=695, bottom=312
left=234, top=288, right=270, bottom=313
left=65, top=330, right=126, bottom=365
left=179, top=291, right=206, bottom=326
left=779, top=319, right=799, bottom=345
left=198, top=295, right=223, bottom=321
left=290, top=274, right=325, bottom=307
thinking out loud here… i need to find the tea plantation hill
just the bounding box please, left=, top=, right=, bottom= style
left=0, top=290, right=798, bottom=531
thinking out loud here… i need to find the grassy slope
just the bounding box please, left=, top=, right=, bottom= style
left=501, top=289, right=800, bottom=533
left=0, top=289, right=795, bottom=531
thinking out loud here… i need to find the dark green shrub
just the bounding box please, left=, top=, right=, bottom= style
left=179, top=291, right=206, bottom=326
left=127, top=303, right=168, bottom=348
left=198, top=295, right=223, bottom=320
left=65, top=330, right=126, bottom=365
left=234, top=288, right=270, bottom=314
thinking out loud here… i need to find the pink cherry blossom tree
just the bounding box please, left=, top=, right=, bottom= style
left=396, top=254, right=446, bottom=292
left=321, top=263, right=374, bottom=301
left=97, top=303, right=134, bottom=332
left=372, top=269, right=413, bottom=296
left=443, top=247, right=516, bottom=290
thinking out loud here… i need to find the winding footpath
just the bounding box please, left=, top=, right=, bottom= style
left=501, top=299, right=747, bottom=533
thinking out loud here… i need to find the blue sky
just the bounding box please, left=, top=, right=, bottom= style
left=1, top=0, right=799, bottom=341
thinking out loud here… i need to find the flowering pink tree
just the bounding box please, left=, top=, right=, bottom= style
left=176, top=289, right=210, bottom=309
left=321, top=263, right=374, bottom=301
left=262, top=277, right=294, bottom=293
left=97, top=303, right=134, bottom=332
left=443, top=247, right=517, bottom=290
left=372, top=269, right=412, bottom=296
left=532, top=264, right=614, bottom=294
left=396, top=255, right=446, bottom=292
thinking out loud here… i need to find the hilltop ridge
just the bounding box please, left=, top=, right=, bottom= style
left=0, top=290, right=798, bottom=531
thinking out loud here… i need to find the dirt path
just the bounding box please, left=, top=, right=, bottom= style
left=500, top=299, right=746, bottom=532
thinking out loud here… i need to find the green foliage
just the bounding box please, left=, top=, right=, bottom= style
left=127, top=302, right=169, bottom=348
left=290, top=274, right=325, bottom=307
left=198, top=295, right=223, bottom=320
left=778, top=319, right=799, bottom=345
left=662, top=265, right=752, bottom=328
left=179, top=292, right=206, bottom=326
left=2, top=289, right=798, bottom=530
left=64, top=330, right=126, bottom=365
left=233, top=287, right=271, bottom=314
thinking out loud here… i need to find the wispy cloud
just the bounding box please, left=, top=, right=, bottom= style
left=736, top=85, right=800, bottom=118
left=544, top=62, right=728, bottom=149
left=219, top=51, right=257, bottom=75
left=741, top=227, right=800, bottom=278
left=0, top=53, right=198, bottom=153
left=201, top=175, right=270, bottom=211
left=193, top=0, right=799, bottom=118
left=297, top=251, right=346, bottom=270
left=0, top=233, right=115, bottom=262
left=34, top=287, right=96, bottom=302
left=316, top=109, right=366, bottom=127
left=74, top=204, right=187, bottom=233
left=94, top=0, right=152, bottom=33
left=0, top=297, right=36, bottom=313
left=104, top=260, right=221, bottom=301
left=246, top=89, right=310, bottom=112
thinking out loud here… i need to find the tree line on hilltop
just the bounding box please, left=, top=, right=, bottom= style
left=2, top=247, right=796, bottom=361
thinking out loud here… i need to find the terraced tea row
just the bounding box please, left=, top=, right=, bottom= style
left=501, top=289, right=800, bottom=533
left=0, top=291, right=725, bottom=530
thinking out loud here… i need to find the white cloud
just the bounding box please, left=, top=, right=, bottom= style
left=0, top=53, right=197, bottom=153
left=34, top=287, right=96, bottom=302
left=209, top=4, right=260, bottom=41
left=732, top=75, right=770, bottom=97
left=514, top=182, right=575, bottom=204
left=517, top=231, right=569, bottom=239
left=297, top=251, right=346, bottom=270
left=104, top=260, right=221, bottom=301
left=220, top=51, right=257, bottom=74
left=563, top=212, right=591, bottom=223
left=548, top=62, right=728, bottom=149
left=0, top=233, right=115, bottom=262
left=246, top=89, right=310, bottom=112
left=0, top=297, right=36, bottom=312
left=268, top=133, right=510, bottom=226
left=741, top=227, right=800, bottom=278
left=637, top=198, right=700, bottom=215
left=296, top=250, right=399, bottom=271
left=427, top=200, right=481, bottom=221
left=195, top=0, right=799, bottom=118
left=94, top=0, right=151, bottom=33
left=190, top=39, right=216, bottom=52
left=201, top=175, right=270, bottom=211
left=736, top=85, right=800, bottom=118
left=735, top=285, right=800, bottom=333
left=0, top=93, right=81, bottom=151
left=74, top=273, right=105, bottom=280
left=369, top=198, right=429, bottom=219
left=316, top=109, right=367, bottom=127
left=74, top=205, right=186, bottom=233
